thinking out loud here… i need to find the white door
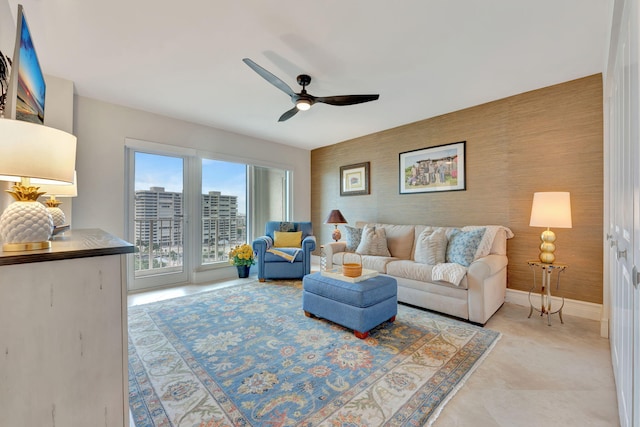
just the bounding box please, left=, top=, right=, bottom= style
left=606, top=1, right=640, bottom=426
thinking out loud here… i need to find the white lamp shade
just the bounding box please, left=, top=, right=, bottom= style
left=0, top=118, right=77, bottom=184
left=33, top=171, right=78, bottom=197
left=529, top=192, right=572, bottom=228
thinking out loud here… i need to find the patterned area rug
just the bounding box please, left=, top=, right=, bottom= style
left=128, top=280, right=500, bottom=426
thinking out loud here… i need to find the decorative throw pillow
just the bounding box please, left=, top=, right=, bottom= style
left=445, top=228, right=486, bottom=267
left=273, top=231, right=302, bottom=248
left=278, top=222, right=296, bottom=232
left=356, top=225, right=391, bottom=256
left=414, top=228, right=447, bottom=265
left=344, top=226, right=363, bottom=252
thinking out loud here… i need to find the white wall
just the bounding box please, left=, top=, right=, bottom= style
left=72, top=96, right=311, bottom=240
left=42, top=75, right=74, bottom=222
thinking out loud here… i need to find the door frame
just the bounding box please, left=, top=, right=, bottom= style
left=604, top=1, right=640, bottom=425
left=124, top=139, right=196, bottom=291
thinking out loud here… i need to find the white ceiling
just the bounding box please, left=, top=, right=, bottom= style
left=7, top=0, right=611, bottom=150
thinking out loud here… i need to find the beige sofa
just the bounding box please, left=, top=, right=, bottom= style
left=323, top=223, right=514, bottom=325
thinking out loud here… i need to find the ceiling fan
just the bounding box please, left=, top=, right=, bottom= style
left=242, top=58, right=380, bottom=122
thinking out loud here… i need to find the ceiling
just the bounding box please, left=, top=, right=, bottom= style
left=6, top=0, right=611, bottom=150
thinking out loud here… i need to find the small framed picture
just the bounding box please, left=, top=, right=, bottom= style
left=399, top=141, right=466, bottom=194
left=340, top=162, right=370, bottom=196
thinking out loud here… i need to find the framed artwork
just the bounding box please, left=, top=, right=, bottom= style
left=340, top=162, right=370, bottom=196
left=399, top=141, right=466, bottom=194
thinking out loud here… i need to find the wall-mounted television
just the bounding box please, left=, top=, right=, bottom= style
left=4, top=4, right=45, bottom=124
left=0, top=0, right=15, bottom=117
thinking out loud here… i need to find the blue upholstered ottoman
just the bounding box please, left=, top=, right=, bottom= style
left=302, top=272, right=397, bottom=339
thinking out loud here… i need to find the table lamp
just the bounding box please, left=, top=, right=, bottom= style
left=0, top=119, right=77, bottom=251
left=529, top=192, right=572, bottom=263
left=325, top=209, right=347, bottom=242
left=34, top=171, right=78, bottom=227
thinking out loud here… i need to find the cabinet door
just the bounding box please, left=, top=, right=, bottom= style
left=0, top=255, right=126, bottom=427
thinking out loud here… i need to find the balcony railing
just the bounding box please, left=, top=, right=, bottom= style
left=202, top=217, right=245, bottom=264
left=134, top=217, right=183, bottom=277
left=133, top=217, right=246, bottom=276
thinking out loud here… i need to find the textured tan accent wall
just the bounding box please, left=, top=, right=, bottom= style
left=311, top=74, right=603, bottom=304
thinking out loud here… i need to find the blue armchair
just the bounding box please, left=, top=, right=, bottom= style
left=252, top=221, right=316, bottom=282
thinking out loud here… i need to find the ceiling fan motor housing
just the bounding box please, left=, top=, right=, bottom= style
left=297, top=74, right=312, bottom=87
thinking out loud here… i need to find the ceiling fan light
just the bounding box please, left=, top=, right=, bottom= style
left=296, top=100, right=311, bottom=111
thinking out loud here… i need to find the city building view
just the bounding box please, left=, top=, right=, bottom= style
left=134, top=187, right=245, bottom=274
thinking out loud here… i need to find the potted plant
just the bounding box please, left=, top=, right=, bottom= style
left=228, top=243, right=255, bottom=278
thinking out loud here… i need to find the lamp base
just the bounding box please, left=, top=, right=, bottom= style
left=332, top=227, right=342, bottom=242
left=538, top=228, right=557, bottom=264
left=0, top=200, right=54, bottom=252
left=46, top=206, right=66, bottom=227
left=3, top=241, right=52, bottom=252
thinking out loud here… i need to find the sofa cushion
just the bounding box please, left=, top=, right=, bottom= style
left=344, top=225, right=363, bottom=252
left=371, top=224, right=415, bottom=259
left=491, top=229, right=507, bottom=255
left=273, top=231, right=302, bottom=248
left=386, top=259, right=436, bottom=282
left=394, top=271, right=469, bottom=296
left=356, top=225, right=391, bottom=256
left=361, top=255, right=396, bottom=273
left=332, top=252, right=396, bottom=274
left=414, top=228, right=447, bottom=265
left=446, top=228, right=486, bottom=266
left=387, top=260, right=470, bottom=290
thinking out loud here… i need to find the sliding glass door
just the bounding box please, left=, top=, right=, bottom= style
left=129, top=151, right=188, bottom=291
left=126, top=143, right=291, bottom=291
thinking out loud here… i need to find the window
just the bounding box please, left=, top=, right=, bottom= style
left=126, top=142, right=291, bottom=290
left=201, top=159, right=246, bottom=265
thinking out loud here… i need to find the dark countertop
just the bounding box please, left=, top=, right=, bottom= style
left=0, top=228, right=134, bottom=266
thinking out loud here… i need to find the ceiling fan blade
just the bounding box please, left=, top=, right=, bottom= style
left=278, top=107, right=299, bottom=122
left=242, top=58, right=295, bottom=97
left=315, top=94, right=380, bottom=106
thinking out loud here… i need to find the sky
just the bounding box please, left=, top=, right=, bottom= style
left=135, top=153, right=247, bottom=214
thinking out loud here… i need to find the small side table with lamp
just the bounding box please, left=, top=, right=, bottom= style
left=527, top=191, right=572, bottom=325
left=527, top=260, right=568, bottom=325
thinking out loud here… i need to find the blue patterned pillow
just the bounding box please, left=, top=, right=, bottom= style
left=344, top=226, right=362, bottom=252
left=446, top=228, right=486, bottom=267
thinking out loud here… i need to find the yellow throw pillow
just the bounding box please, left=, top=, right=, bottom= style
left=273, top=231, right=303, bottom=248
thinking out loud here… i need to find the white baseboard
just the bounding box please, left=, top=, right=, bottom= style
left=505, top=288, right=603, bottom=321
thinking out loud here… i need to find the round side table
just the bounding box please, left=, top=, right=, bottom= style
left=527, top=260, right=568, bottom=326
